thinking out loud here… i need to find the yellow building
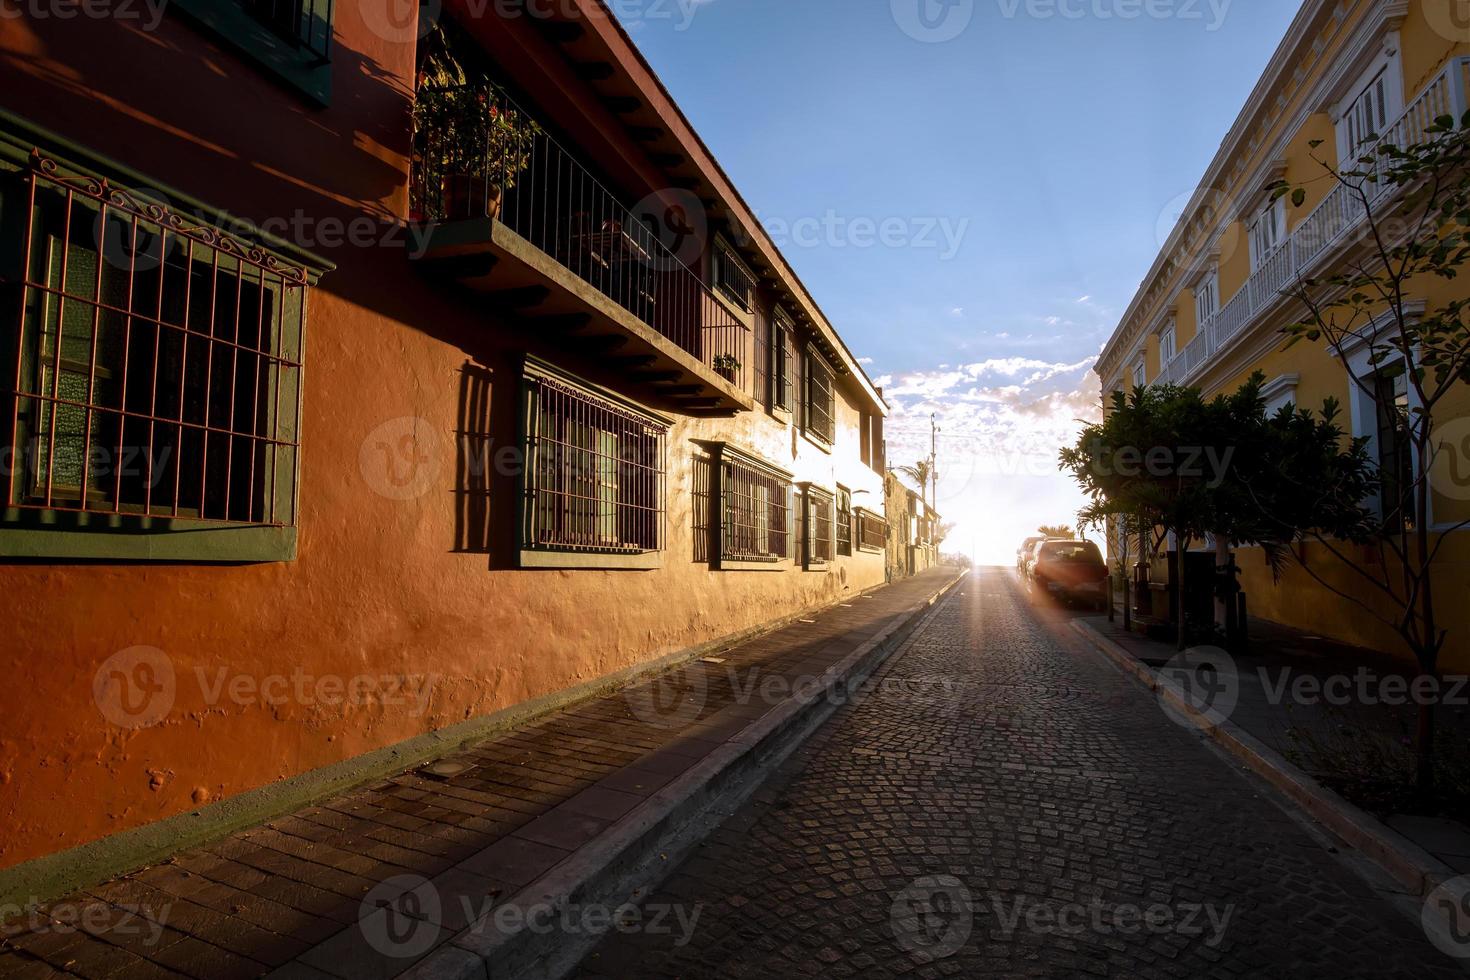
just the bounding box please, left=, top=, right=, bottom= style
left=1096, top=0, right=1470, bottom=669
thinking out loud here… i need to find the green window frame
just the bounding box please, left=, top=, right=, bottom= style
left=518, top=359, right=669, bottom=570
left=0, top=143, right=321, bottom=563
left=170, top=0, right=334, bottom=106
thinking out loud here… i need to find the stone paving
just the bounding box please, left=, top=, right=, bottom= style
left=1088, top=608, right=1470, bottom=873
left=573, top=569, right=1464, bottom=979
left=0, top=569, right=957, bottom=980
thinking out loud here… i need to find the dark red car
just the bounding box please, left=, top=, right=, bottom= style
left=1027, top=540, right=1109, bottom=610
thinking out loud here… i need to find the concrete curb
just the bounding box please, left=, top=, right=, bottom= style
left=404, top=571, right=967, bottom=980
left=1071, top=618, right=1459, bottom=900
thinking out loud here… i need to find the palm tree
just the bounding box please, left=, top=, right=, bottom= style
left=894, top=461, right=932, bottom=505
left=1038, top=524, right=1073, bottom=539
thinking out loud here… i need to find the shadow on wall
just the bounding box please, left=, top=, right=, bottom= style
left=454, top=360, right=494, bottom=555
left=692, top=452, right=712, bottom=564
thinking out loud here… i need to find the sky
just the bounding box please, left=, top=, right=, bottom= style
left=613, top=0, right=1303, bottom=564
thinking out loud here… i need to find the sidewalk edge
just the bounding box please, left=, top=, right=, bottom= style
left=412, top=571, right=966, bottom=980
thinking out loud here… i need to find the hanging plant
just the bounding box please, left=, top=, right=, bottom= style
left=412, top=20, right=542, bottom=222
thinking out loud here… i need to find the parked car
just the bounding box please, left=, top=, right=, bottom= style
left=1027, top=540, right=1109, bottom=610
left=1016, top=536, right=1045, bottom=572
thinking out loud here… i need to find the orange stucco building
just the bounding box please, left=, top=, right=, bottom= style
left=0, top=0, right=892, bottom=885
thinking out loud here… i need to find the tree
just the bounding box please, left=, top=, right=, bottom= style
left=1061, top=384, right=1222, bottom=651
left=934, top=521, right=955, bottom=547
left=1037, top=524, right=1074, bottom=539
left=894, top=461, right=932, bottom=505
left=1267, top=108, right=1470, bottom=797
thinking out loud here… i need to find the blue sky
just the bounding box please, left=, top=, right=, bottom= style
left=616, top=0, right=1302, bottom=561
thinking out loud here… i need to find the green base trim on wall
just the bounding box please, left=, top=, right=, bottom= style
left=0, top=510, right=297, bottom=563
left=0, top=578, right=897, bottom=913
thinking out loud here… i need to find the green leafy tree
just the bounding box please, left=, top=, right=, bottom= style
left=1061, top=384, right=1221, bottom=650
left=1037, top=524, right=1074, bottom=539
left=1268, top=109, right=1470, bottom=796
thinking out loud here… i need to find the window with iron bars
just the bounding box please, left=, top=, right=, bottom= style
left=243, top=0, right=333, bottom=63
left=804, top=347, right=836, bottom=444
left=713, top=242, right=754, bottom=312
left=772, top=309, right=795, bottom=414
left=802, top=485, right=834, bottom=568
left=835, top=486, right=852, bottom=557
left=169, top=0, right=334, bottom=104
left=520, top=366, right=667, bottom=562
left=719, top=452, right=791, bottom=564
left=856, top=508, right=887, bottom=552
left=3, top=155, right=309, bottom=546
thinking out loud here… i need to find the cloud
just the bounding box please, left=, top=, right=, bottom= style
left=879, top=353, right=1103, bottom=563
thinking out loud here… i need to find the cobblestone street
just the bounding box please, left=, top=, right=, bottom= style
left=573, top=569, right=1461, bottom=979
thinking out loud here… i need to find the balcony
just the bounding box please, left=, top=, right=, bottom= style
left=409, top=82, right=752, bottom=415
left=1156, top=57, right=1470, bottom=389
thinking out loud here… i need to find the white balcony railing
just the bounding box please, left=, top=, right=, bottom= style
left=1156, top=56, right=1470, bottom=388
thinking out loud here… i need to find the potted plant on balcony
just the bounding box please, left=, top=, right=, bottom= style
left=712, top=353, right=741, bottom=383
left=412, top=21, right=541, bottom=222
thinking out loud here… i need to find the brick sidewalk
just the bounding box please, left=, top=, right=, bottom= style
left=1087, top=608, right=1470, bottom=873
left=0, top=568, right=959, bottom=980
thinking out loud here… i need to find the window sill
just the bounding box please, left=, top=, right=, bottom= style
left=716, top=558, right=789, bottom=572
left=0, top=511, right=296, bottom=563
left=170, top=0, right=332, bottom=106
left=803, top=560, right=830, bottom=572
left=857, top=544, right=884, bottom=554
left=800, top=429, right=833, bottom=455
left=519, top=549, right=663, bottom=570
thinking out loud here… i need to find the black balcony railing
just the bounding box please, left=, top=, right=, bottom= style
left=411, top=83, right=749, bottom=393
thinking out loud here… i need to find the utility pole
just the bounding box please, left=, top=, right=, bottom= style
left=929, top=414, right=939, bottom=511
